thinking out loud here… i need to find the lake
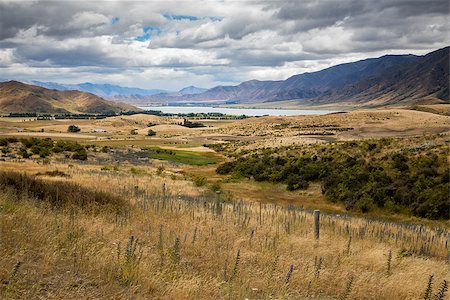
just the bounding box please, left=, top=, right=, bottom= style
left=139, top=106, right=336, bottom=116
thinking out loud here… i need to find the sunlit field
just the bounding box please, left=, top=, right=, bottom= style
left=0, top=159, right=448, bottom=299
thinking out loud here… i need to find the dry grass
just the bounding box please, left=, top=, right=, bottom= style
left=0, top=170, right=126, bottom=212
left=0, top=164, right=448, bottom=299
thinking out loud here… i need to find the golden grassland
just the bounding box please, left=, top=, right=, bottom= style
left=0, top=106, right=449, bottom=299
left=0, top=164, right=448, bottom=299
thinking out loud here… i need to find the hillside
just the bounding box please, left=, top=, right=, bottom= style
left=317, top=47, right=449, bottom=105
left=0, top=81, right=140, bottom=114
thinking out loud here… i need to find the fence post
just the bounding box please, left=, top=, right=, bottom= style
left=162, top=183, right=166, bottom=209
left=314, top=210, right=320, bottom=241
left=215, top=191, right=222, bottom=216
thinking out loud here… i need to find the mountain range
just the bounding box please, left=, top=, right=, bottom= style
left=0, top=81, right=139, bottom=114
left=315, top=46, right=449, bottom=105
left=29, top=81, right=167, bottom=98
left=131, top=46, right=448, bottom=106
left=2, top=46, right=449, bottom=109
left=28, top=81, right=209, bottom=100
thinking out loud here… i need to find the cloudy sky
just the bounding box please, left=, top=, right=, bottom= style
left=0, top=0, right=448, bottom=91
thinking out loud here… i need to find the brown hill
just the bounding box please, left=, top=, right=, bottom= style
left=0, top=81, right=140, bottom=114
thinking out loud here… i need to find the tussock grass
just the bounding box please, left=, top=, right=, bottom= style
left=0, top=164, right=448, bottom=299
left=0, top=170, right=127, bottom=212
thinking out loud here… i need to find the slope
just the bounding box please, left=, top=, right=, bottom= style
left=316, top=46, right=449, bottom=105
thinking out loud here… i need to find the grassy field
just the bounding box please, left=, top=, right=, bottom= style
left=0, top=107, right=449, bottom=299
left=0, top=164, right=448, bottom=299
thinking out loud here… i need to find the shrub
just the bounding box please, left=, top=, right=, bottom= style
left=39, top=148, right=51, bottom=158
left=210, top=181, right=221, bottom=192
left=156, top=166, right=165, bottom=176
left=192, top=176, right=207, bottom=187
left=72, top=149, right=87, bottom=160
left=147, top=129, right=156, bottom=136
left=101, top=165, right=119, bottom=171
left=18, top=147, right=30, bottom=158
left=130, top=167, right=146, bottom=175
left=67, top=125, right=81, bottom=133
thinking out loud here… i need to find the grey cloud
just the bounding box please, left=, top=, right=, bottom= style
left=217, top=49, right=324, bottom=67
left=15, top=43, right=120, bottom=68
left=275, top=0, right=365, bottom=31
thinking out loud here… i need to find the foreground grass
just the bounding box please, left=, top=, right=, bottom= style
left=0, top=167, right=448, bottom=299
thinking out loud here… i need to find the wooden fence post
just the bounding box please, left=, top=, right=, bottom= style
left=314, top=210, right=320, bottom=241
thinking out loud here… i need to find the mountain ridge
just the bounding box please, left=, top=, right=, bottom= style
left=315, top=47, right=449, bottom=105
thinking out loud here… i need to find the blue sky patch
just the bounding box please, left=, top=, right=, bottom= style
left=111, top=16, right=120, bottom=24
left=164, top=14, right=199, bottom=21
left=135, top=26, right=162, bottom=41
left=209, top=16, right=223, bottom=22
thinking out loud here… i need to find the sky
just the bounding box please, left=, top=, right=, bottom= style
left=0, top=0, right=448, bottom=91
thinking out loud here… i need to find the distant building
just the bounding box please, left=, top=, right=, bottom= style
left=92, top=129, right=107, bottom=133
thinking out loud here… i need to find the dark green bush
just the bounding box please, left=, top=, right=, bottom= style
left=216, top=141, right=449, bottom=219
left=72, top=149, right=88, bottom=160
left=68, top=125, right=81, bottom=132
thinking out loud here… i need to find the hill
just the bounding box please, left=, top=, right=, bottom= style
left=0, top=81, right=140, bottom=114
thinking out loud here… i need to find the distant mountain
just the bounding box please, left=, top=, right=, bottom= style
left=0, top=81, right=139, bottom=114
left=30, top=81, right=167, bottom=98
left=179, top=86, right=208, bottom=95
left=109, top=85, right=209, bottom=103
left=129, top=46, right=448, bottom=106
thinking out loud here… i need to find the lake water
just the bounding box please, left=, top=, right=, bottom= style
left=139, top=106, right=336, bottom=116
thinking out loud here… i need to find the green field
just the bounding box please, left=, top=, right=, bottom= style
left=147, top=147, right=219, bottom=166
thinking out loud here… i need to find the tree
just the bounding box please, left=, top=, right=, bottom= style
left=147, top=129, right=156, bottom=136
left=130, top=129, right=138, bottom=135
left=67, top=125, right=80, bottom=133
